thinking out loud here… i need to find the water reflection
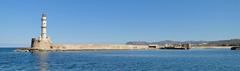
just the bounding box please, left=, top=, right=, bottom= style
left=33, top=52, right=49, bottom=71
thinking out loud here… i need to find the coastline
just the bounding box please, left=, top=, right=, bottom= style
left=14, top=46, right=233, bottom=52
left=192, top=46, right=232, bottom=49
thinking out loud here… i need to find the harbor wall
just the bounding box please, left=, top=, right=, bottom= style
left=51, top=44, right=150, bottom=50
left=31, top=37, right=152, bottom=50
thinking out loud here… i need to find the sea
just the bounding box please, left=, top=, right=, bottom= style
left=1, top=48, right=240, bottom=71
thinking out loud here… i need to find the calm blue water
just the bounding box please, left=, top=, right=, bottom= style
left=1, top=48, right=240, bottom=71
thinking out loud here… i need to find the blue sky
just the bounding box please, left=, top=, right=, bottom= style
left=0, top=0, right=240, bottom=46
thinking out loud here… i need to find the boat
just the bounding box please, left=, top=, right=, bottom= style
left=231, top=46, right=240, bottom=50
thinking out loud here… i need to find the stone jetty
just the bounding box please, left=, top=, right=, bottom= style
left=17, top=13, right=190, bottom=52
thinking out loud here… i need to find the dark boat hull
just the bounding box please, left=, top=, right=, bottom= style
left=160, top=47, right=190, bottom=50
left=231, top=47, right=240, bottom=50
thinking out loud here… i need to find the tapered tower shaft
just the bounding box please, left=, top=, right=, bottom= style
left=41, top=14, right=47, bottom=40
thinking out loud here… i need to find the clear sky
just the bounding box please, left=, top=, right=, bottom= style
left=0, top=0, right=240, bottom=46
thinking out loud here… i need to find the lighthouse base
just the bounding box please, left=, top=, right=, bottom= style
left=31, top=37, right=52, bottom=50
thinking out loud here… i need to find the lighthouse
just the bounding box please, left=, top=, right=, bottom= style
left=31, top=13, right=52, bottom=49
left=40, top=13, right=47, bottom=40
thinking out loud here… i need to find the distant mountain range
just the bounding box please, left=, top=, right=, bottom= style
left=126, top=39, right=240, bottom=46
left=1, top=39, right=240, bottom=48
left=207, top=39, right=240, bottom=46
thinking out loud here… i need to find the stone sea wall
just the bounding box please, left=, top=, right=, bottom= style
left=51, top=44, right=150, bottom=50
left=31, top=37, right=151, bottom=50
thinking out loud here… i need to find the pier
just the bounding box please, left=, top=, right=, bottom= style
left=16, top=14, right=191, bottom=52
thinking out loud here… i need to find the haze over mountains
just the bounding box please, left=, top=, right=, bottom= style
left=1, top=39, right=240, bottom=47
left=127, top=39, right=240, bottom=46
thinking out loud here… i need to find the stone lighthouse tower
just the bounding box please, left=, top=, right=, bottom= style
left=40, top=14, right=47, bottom=40
left=31, top=13, right=52, bottom=50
